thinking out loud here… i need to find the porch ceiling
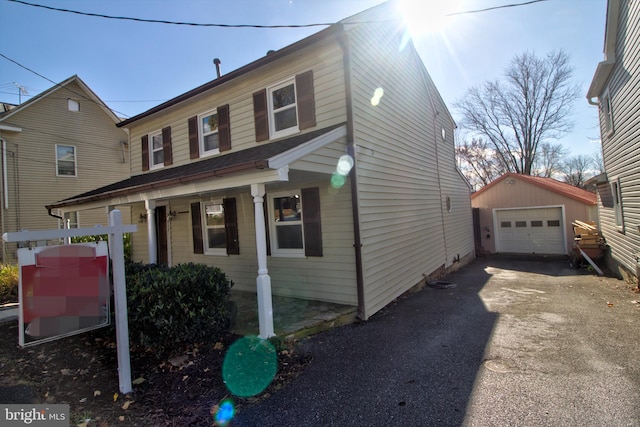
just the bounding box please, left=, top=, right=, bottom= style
left=46, top=123, right=346, bottom=210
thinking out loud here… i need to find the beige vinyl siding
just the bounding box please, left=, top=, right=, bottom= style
left=0, top=80, right=129, bottom=262
left=127, top=40, right=347, bottom=175
left=472, top=179, right=596, bottom=254
left=346, top=21, right=456, bottom=318
left=597, top=0, right=640, bottom=275
left=135, top=180, right=357, bottom=305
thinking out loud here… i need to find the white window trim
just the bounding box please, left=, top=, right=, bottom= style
left=55, top=144, right=77, bottom=177
left=198, top=109, right=220, bottom=157
left=67, top=99, right=80, bottom=112
left=267, top=77, right=299, bottom=140
left=601, top=89, right=614, bottom=136
left=268, top=190, right=306, bottom=258
left=149, top=129, right=164, bottom=170
left=202, top=200, right=227, bottom=256
left=611, top=176, right=624, bottom=231
left=58, top=210, right=79, bottom=229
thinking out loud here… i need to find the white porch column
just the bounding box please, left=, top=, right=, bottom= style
left=145, top=199, right=157, bottom=264
left=251, top=183, right=275, bottom=338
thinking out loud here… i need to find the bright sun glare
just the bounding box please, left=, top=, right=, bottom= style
left=396, top=0, right=464, bottom=37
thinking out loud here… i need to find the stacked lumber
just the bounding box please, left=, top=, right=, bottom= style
left=572, top=220, right=605, bottom=249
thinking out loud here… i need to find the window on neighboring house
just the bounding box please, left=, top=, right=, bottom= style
left=612, top=178, right=624, bottom=229
left=601, top=90, right=614, bottom=135
left=67, top=99, right=79, bottom=112
left=149, top=130, right=164, bottom=169
left=199, top=110, right=219, bottom=155
left=56, top=144, right=76, bottom=176
left=267, top=187, right=322, bottom=257
left=190, top=198, right=239, bottom=255
left=59, top=211, right=78, bottom=229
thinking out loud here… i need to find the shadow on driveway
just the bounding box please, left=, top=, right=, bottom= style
left=235, top=258, right=499, bottom=426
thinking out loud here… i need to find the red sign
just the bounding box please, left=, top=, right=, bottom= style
left=18, top=242, right=110, bottom=347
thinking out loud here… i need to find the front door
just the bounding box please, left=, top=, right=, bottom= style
left=156, top=205, right=169, bottom=265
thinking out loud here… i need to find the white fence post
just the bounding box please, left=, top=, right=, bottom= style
left=109, top=209, right=132, bottom=394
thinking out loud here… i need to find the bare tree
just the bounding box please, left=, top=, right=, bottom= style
left=455, top=136, right=505, bottom=189
left=533, top=142, right=569, bottom=178
left=561, top=155, right=595, bottom=188
left=454, top=50, right=581, bottom=175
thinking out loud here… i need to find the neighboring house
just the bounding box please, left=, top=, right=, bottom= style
left=586, top=0, right=640, bottom=282
left=0, top=75, right=131, bottom=262
left=47, top=3, right=475, bottom=332
left=471, top=173, right=597, bottom=256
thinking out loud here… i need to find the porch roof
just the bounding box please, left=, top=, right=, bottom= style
left=46, top=123, right=346, bottom=210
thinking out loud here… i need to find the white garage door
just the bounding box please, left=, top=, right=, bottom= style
left=495, top=207, right=565, bottom=255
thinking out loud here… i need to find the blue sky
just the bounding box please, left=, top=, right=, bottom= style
left=0, top=0, right=606, bottom=158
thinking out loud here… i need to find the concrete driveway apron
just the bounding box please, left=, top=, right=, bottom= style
left=234, top=256, right=640, bottom=426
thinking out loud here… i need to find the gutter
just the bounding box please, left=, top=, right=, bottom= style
left=46, top=159, right=269, bottom=210
left=338, top=27, right=366, bottom=321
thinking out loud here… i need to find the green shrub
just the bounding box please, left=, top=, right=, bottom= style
left=71, top=233, right=132, bottom=263
left=125, top=262, right=234, bottom=354
left=0, top=264, right=19, bottom=305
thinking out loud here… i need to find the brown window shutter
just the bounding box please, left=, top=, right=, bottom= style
left=302, top=187, right=322, bottom=256
left=188, top=116, right=199, bottom=159
left=253, top=89, right=269, bottom=142
left=162, top=126, right=173, bottom=166
left=296, top=71, right=316, bottom=130
left=190, top=202, right=204, bottom=254
left=141, top=135, right=149, bottom=171
left=223, top=198, right=239, bottom=255
left=218, top=104, right=231, bottom=152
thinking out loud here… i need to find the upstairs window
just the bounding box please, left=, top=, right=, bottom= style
left=253, top=70, right=316, bottom=141
left=149, top=130, right=164, bottom=169
left=199, top=110, right=219, bottom=156
left=268, top=79, right=298, bottom=138
left=141, top=127, right=172, bottom=171
left=56, top=144, right=76, bottom=176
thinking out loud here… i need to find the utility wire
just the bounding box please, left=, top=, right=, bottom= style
left=8, top=0, right=550, bottom=28
left=0, top=52, right=130, bottom=118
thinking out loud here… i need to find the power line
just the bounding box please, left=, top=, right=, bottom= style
left=0, top=52, right=130, bottom=118
left=7, top=0, right=550, bottom=28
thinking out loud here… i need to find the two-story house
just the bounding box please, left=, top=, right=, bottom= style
left=586, top=0, right=640, bottom=283
left=0, top=75, right=130, bottom=263
left=47, top=3, right=475, bottom=336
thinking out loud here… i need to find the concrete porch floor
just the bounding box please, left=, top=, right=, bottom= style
left=229, top=290, right=358, bottom=340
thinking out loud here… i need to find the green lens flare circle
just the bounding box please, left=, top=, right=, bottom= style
left=222, top=336, right=278, bottom=398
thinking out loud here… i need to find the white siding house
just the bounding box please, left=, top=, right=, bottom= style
left=587, top=0, right=640, bottom=282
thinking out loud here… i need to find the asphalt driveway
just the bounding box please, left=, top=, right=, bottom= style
left=235, top=255, right=640, bottom=426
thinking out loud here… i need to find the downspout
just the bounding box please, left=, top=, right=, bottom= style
left=338, top=26, right=366, bottom=320
left=415, top=53, right=449, bottom=267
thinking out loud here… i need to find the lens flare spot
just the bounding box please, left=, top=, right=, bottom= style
left=222, top=336, right=277, bottom=398
left=371, top=87, right=384, bottom=106
left=214, top=399, right=235, bottom=426
left=331, top=173, right=347, bottom=188
left=336, top=155, right=354, bottom=175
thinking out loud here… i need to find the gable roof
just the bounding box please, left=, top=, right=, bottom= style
left=46, top=123, right=346, bottom=209
left=117, top=1, right=396, bottom=128
left=587, top=0, right=621, bottom=102
left=471, top=173, right=597, bottom=205
left=0, top=75, right=122, bottom=125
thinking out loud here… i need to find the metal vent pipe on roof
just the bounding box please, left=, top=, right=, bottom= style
left=213, top=58, right=222, bottom=78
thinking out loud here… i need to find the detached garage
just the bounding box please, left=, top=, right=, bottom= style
left=472, top=173, right=597, bottom=256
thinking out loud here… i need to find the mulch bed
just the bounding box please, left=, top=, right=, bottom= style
left=0, top=321, right=310, bottom=426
